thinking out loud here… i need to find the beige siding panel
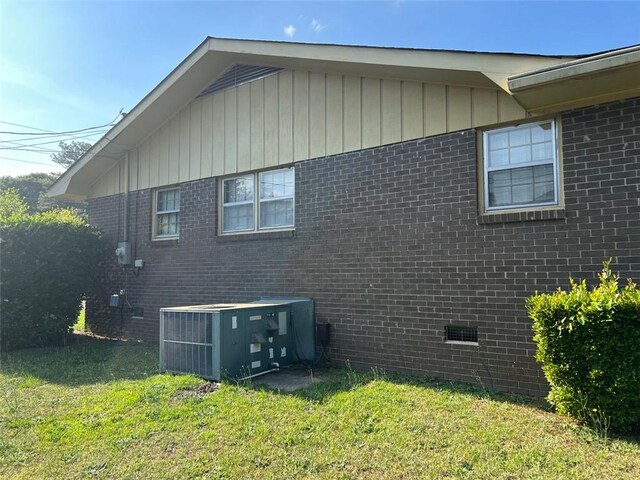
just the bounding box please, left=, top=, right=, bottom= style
left=424, top=83, right=447, bottom=137
left=149, top=132, right=160, bottom=188
left=168, top=114, right=180, bottom=184
left=201, top=95, right=213, bottom=178
left=293, top=70, right=309, bottom=161
left=381, top=79, right=402, bottom=144
left=89, top=69, right=530, bottom=199
left=325, top=74, right=343, bottom=156
left=129, top=149, right=139, bottom=191
left=237, top=83, right=251, bottom=172
left=361, top=77, right=381, bottom=149
left=250, top=79, right=265, bottom=170
left=402, top=81, right=423, bottom=141
left=447, top=86, right=472, bottom=132
left=278, top=70, right=293, bottom=164
left=343, top=76, right=361, bottom=152
left=179, top=107, right=190, bottom=182
left=138, top=140, right=150, bottom=189
left=309, top=72, right=326, bottom=158
left=498, top=91, right=527, bottom=123
left=472, top=88, right=499, bottom=127
left=264, top=74, right=279, bottom=167
left=189, top=100, right=202, bottom=180
left=224, top=88, right=237, bottom=174
left=158, top=124, right=169, bottom=185
left=212, top=93, right=225, bottom=176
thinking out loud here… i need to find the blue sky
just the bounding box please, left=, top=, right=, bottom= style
left=1, top=0, right=639, bottom=176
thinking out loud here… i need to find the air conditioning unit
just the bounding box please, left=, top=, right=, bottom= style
left=159, top=298, right=315, bottom=380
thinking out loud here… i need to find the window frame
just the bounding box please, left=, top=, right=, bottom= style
left=152, top=186, right=181, bottom=241
left=219, top=167, right=295, bottom=235
left=481, top=118, right=561, bottom=213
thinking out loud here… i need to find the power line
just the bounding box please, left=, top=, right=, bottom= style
left=0, top=128, right=110, bottom=144
left=0, top=130, right=109, bottom=150
left=0, top=156, right=62, bottom=167
left=0, top=109, right=123, bottom=136
left=0, top=121, right=55, bottom=133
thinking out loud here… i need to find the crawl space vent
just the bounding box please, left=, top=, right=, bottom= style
left=198, top=64, right=283, bottom=97
left=445, top=326, right=478, bottom=343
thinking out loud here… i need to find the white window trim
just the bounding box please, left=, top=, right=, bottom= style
left=220, top=167, right=295, bottom=235
left=152, top=186, right=180, bottom=241
left=482, top=119, right=560, bottom=212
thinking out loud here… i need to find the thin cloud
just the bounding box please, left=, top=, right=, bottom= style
left=283, top=24, right=296, bottom=38
left=310, top=19, right=324, bottom=33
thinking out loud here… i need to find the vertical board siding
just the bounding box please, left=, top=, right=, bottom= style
left=201, top=95, right=214, bottom=178
left=343, top=76, right=362, bottom=152
left=325, top=74, right=344, bottom=156
left=447, top=86, right=472, bottom=133
left=224, top=88, right=237, bottom=174
left=212, top=93, right=225, bottom=176
left=158, top=124, right=170, bottom=185
left=278, top=70, right=294, bottom=164
left=168, top=114, right=180, bottom=184
left=236, top=83, right=252, bottom=173
left=264, top=74, right=279, bottom=167
left=149, top=132, right=160, bottom=188
left=179, top=107, right=191, bottom=182
left=381, top=79, right=402, bottom=145
left=402, top=81, right=424, bottom=141
left=309, top=72, right=326, bottom=159
left=92, top=69, right=529, bottom=197
left=189, top=100, right=202, bottom=181
left=250, top=79, right=265, bottom=170
left=293, top=71, right=309, bottom=161
left=361, top=77, right=381, bottom=149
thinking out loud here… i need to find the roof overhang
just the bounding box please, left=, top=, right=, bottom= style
left=48, top=37, right=575, bottom=199
left=508, top=45, right=640, bottom=115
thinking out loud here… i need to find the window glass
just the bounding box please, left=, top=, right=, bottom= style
left=221, top=168, right=295, bottom=234
left=155, top=188, right=180, bottom=238
left=484, top=120, right=557, bottom=210
left=259, top=169, right=294, bottom=229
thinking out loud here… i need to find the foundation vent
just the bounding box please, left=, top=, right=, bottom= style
left=445, top=325, right=478, bottom=344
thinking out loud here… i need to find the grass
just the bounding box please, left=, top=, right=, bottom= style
left=1, top=338, right=639, bottom=479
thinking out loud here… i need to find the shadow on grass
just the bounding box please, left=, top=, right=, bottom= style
left=0, top=333, right=159, bottom=386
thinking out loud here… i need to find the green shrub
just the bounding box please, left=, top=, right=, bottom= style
left=527, top=262, right=640, bottom=433
left=0, top=190, right=106, bottom=350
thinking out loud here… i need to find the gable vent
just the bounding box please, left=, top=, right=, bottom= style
left=198, top=64, right=283, bottom=97
left=445, top=326, right=478, bottom=344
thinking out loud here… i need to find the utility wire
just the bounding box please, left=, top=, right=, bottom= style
left=0, top=128, right=110, bottom=144
left=0, top=109, right=123, bottom=136
left=0, top=155, right=63, bottom=167
left=0, top=121, right=56, bottom=133
left=0, top=130, right=109, bottom=150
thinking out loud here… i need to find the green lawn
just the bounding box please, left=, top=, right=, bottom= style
left=1, top=338, right=638, bottom=479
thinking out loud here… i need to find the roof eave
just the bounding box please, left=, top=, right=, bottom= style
left=508, top=46, right=640, bottom=115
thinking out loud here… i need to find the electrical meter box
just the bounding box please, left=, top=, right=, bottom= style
left=159, top=298, right=315, bottom=380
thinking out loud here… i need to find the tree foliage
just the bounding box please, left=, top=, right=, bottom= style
left=50, top=140, right=92, bottom=168
left=0, top=190, right=106, bottom=350
left=527, top=262, right=640, bottom=433
left=0, top=172, right=59, bottom=212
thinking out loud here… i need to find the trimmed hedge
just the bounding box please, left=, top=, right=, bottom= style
left=0, top=190, right=106, bottom=350
left=527, top=262, right=640, bottom=433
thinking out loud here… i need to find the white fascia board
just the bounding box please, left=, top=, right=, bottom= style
left=509, top=46, right=640, bottom=91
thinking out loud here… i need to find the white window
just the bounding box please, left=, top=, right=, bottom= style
left=153, top=187, right=180, bottom=239
left=483, top=120, right=559, bottom=211
left=221, top=167, right=294, bottom=234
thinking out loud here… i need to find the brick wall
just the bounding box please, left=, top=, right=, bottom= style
left=87, top=97, right=640, bottom=396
